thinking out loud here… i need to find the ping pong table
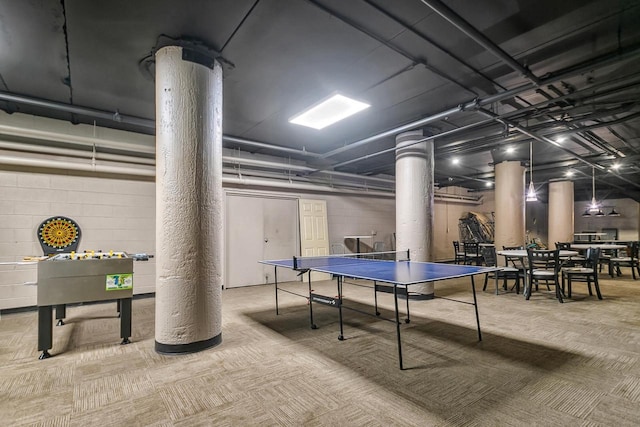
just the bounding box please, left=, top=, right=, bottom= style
left=260, top=252, right=497, bottom=369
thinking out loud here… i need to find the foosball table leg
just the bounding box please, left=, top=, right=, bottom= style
left=37, top=305, right=53, bottom=360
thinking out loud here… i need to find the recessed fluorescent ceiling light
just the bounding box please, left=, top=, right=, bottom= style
left=289, top=94, right=370, bottom=130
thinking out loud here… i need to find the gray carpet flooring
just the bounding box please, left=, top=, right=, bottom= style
left=1, top=272, right=639, bottom=426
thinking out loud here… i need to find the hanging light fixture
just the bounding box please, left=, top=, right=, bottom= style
left=588, top=166, right=599, bottom=212
left=526, top=140, right=537, bottom=202
left=608, top=208, right=620, bottom=216
left=581, top=209, right=591, bottom=217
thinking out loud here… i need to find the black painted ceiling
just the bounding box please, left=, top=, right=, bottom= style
left=1, top=0, right=640, bottom=202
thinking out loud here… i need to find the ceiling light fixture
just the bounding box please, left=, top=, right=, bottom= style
left=526, top=140, right=537, bottom=202
left=288, top=93, right=370, bottom=130
left=608, top=208, right=620, bottom=216
left=582, top=209, right=591, bottom=217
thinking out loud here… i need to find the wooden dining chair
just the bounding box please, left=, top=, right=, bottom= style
left=561, top=247, right=602, bottom=299
left=452, top=241, right=465, bottom=264
left=526, top=248, right=563, bottom=302
left=502, top=245, right=526, bottom=287
left=608, top=241, right=640, bottom=279
left=463, top=242, right=483, bottom=265
left=481, top=247, right=520, bottom=293
left=556, top=241, right=583, bottom=266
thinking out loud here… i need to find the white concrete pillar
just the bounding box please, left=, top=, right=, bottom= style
left=548, top=180, right=574, bottom=248
left=154, top=45, right=223, bottom=353
left=494, top=160, right=526, bottom=258
left=396, top=130, right=434, bottom=298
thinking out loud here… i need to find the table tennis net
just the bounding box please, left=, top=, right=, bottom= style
left=292, top=250, right=409, bottom=270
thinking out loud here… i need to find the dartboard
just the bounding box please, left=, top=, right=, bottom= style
left=37, top=216, right=81, bottom=254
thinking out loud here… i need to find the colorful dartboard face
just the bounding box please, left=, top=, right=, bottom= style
left=38, top=217, right=80, bottom=249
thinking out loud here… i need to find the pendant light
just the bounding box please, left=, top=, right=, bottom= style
left=588, top=166, right=599, bottom=212
left=525, top=140, right=537, bottom=202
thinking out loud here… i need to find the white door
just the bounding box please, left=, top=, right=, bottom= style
left=225, top=194, right=298, bottom=288
left=298, top=199, right=330, bottom=281
left=262, top=197, right=299, bottom=283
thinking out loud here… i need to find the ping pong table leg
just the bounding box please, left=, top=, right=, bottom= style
left=308, top=271, right=317, bottom=329
left=274, top=266, right=279, bottom=316
left=404, top=286, right=410, bottom=324
left=471, top=276, right=482, bottom=341
left=337, top=276, right=344, bottom=340
left=374, top=281, right=380, bottom=316
left=393, top=285, right=404, bottom=370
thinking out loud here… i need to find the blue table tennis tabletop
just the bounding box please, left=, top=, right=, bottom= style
left=260, top=256, right=497, bottom=369
left=260, top=258, right=495, bottom=285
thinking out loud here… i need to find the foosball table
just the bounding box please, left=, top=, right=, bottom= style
left=34, top=216, right=153, bottom=359
left=37, top=251, right=135, bottom=359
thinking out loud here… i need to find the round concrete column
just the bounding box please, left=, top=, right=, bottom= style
left=396, top=130, right=434, bottom=298
left=548, top=180, right=574, bottom=248
left=155, top=45, right=223, bottom=353
left=494, top=161, right=526, bottom=257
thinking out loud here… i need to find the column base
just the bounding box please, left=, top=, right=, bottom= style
left=155, top=333, right=222, bottom=354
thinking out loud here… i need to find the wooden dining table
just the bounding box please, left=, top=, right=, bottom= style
left=495, top=249, right=579, bottom=299
left=569, top=243, right=626, bottom=250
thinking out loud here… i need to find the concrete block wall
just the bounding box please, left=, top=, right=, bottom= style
left=0, top=170, right=156, bottom=309
left=324, top=194, right=396, bottom=253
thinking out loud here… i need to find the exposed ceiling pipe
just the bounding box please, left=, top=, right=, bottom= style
left=0, top=91, right=155, bottom=130
left=0, top=130, right=395, bottom=187
left=363, top=0, right=502, bottom=90
left=434, top=193, right=483, bottom=204
left=418, top=0, right=541, bottom=85
left=453, top=107, right=639, bottom=159
left=223, top=175, right=394, bottom=197
left=0, top=140, right=156, bottom=165
left=0, top=123, right=155, bottom=154
left=222, top=167, right=394, bottom=192
left=0, top=154, right=155, bottom=177
left=223, top=135, right=322, bottom=158
left=334, top=73, right=640, bottom=169
left=0, top=151, right=489, bottom=202
left=319, top=108, right=456, bottom=160
left=216, top=156, right=397, bottom=186
left=326, top=115, right=496, bottom=171
left=0, top=116, right=320, bottom=160
left=477, top=109, right=640, bottom=190
left=304, top=0, right=479, bottom=96
left=477, top=108, right=602, bottom=169
left=224, top=156, right=313, bottom=173
left=0, top=153, right=395, bottom=195
left=2, top=46, right=639, bottom=178
left=315, top=44, right=640, bottom=163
